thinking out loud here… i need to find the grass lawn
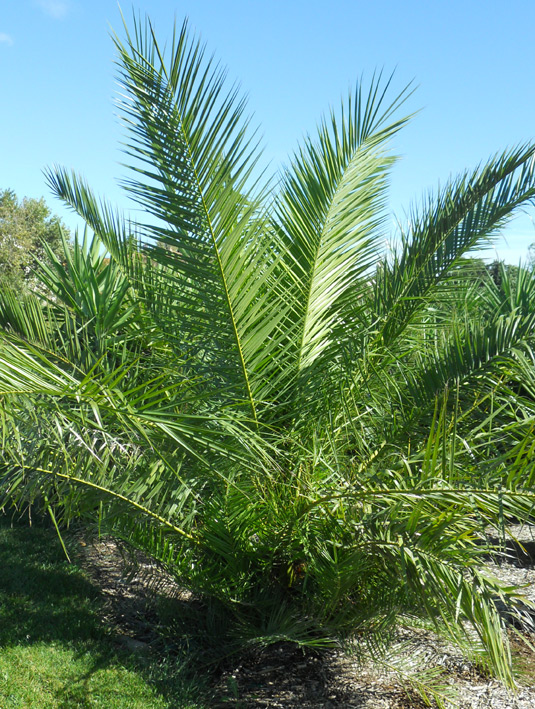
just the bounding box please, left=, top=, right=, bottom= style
left=0, top=514, right=207, bottom=709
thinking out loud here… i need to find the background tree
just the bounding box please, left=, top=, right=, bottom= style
left=0, top=189, right=70, bottom=291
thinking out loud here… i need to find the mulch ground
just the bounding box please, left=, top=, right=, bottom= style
left=73, top=529, right=535, bottom=708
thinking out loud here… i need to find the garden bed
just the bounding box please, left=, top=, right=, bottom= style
left=74, top=525, right=535, bottom=708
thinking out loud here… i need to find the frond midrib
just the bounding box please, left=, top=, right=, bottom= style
left=176, top=103, right=258, bottom=426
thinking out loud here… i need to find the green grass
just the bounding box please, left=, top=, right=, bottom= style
left=0, top=514, right=208, bottom=708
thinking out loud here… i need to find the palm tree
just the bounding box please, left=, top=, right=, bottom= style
left=2, top=14, right=535, bottom=694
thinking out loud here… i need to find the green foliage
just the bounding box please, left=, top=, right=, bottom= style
left=0, top=189, right=70, bottom=292
left=2, top=13, right=535, bottom=695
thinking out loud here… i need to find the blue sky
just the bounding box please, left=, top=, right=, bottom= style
left=2, top=0, right=535, bottom=263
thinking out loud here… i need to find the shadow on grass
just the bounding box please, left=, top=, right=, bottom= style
left=0, top=514, right=208, bottom=708
left=0, top=516, right=104, bottom=646
left=54, top=653, right=117, bottom=709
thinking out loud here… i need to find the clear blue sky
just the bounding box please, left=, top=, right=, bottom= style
left=2, top=0, right=535, bottom=263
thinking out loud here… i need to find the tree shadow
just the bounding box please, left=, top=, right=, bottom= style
left=0, top=520, right=104, bottom=646
left=0, top=516, right=208, bottom=707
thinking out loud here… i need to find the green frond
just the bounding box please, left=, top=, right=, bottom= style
left=271, top=74, right=413, bottom=415
left=0, top=287, right=55, bottom=346
left=376, top=145, right=535, bottom=344
left=110, top=15, right=283, bottom=423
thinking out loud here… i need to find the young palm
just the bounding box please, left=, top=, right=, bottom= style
left=2, top=13, right=535, bottom=695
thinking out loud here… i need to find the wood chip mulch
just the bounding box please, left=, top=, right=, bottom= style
left=73, top=528, right=535, bottom=708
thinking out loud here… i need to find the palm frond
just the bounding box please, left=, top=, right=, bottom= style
left=376, top=145, right=535, bottom=344
left=109, top=15, right=290, bottom=423
left=270, top=75, right=413, bottom=414
left=0, top=287, right=54, bottom=346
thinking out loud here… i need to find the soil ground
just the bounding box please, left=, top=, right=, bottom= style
left=74, top=529, right=535, bottom=708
